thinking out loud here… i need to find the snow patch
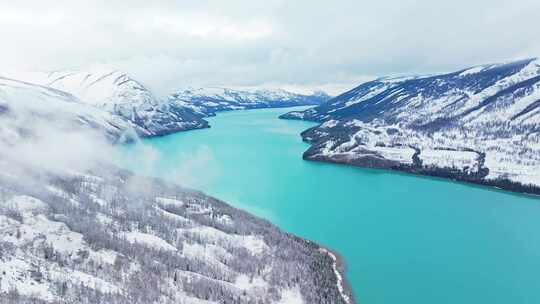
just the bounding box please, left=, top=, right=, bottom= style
left=122, top=232, right=177, bottom=251
left=276, top=287, right=304, bottom=304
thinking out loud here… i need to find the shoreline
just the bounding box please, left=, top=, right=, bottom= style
left=304, top=153, right=540, bottom=198
left=318, top=246, right=356, bottom=304
left=133, top=105, right=318, bottom=141
left=279, top=115, right=540, bottom=198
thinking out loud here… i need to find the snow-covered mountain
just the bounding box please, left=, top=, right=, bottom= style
left=0, top=76, right=147, bottom=143
left=170, top=87, right=330, bottom=117
left=281, top=58, right=540, bottom=194
left=23, top=68, right=209, bottom=136
left=0, top=74, right=353, bottom=303
left=11, top=68, right=330, bottom=136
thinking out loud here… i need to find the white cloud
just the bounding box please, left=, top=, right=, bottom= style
left=1, top=0, right=539, bottom=95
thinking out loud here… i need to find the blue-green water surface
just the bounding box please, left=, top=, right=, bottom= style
left=119, top=107, right=540, bottom=304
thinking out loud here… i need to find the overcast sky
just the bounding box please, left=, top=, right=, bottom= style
left=1, top=0, right=539, bottom=95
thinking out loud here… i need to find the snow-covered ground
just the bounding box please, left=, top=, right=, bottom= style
left=419, top=149, right=480, bottom=172
left=0, top=162, right=351, bottom=303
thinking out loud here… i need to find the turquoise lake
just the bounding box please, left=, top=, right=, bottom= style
left=119, top=107, right=540, bottom=304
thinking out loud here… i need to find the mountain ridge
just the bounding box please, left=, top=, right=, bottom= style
left=281, top=58, right=540, bottom=194
left=170, top=86, right=330, bottom=117
left=21, top=68, right=211, bottom=137
left=5, top=68, right=330, bottom=137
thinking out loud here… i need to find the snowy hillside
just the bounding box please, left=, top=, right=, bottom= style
left=23, top=68, right=209, bottom=136
left=0, top=164, right=351, bottom=304
left=281, top=58, right=540, bottom=194
left=0, top=76, right=147, bottom=142
left=170, top=87, right=330, bottom=117
left=0, top=74, right=353, bottom=303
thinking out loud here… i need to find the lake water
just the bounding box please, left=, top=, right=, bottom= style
left=119, top=107, right=540, bottom=304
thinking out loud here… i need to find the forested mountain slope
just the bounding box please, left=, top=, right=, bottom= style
left=282, top=58, right=540, bottom=194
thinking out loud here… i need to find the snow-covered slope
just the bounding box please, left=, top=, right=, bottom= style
left=15, top=69, right=329, bottom=136
left=27, top=68, right=209, bottom=136
left=0, top=74, right=353, bottom=303
left=281, top=58, right=540, bottom=194
left=170, top=87, right=330, bottom=117
left=0, top=76, right=147, bottom=142
left=0, top=163, right=351, bottom=304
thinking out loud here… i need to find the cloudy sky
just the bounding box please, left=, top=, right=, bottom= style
left=1, top=0, right=539, bottom=95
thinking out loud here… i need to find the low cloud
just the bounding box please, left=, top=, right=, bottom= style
left=0, top=106, right=117, bottom=180
left=122, top=142, right=221, bottom=190
left=0, top=76, right=220, bottom=195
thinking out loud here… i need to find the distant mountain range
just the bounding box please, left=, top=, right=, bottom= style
left=170, top=87, right=330, bottom=117
left=281, top=58, right=540, bottom=194
left=4, top=68, right=329, bottom=139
